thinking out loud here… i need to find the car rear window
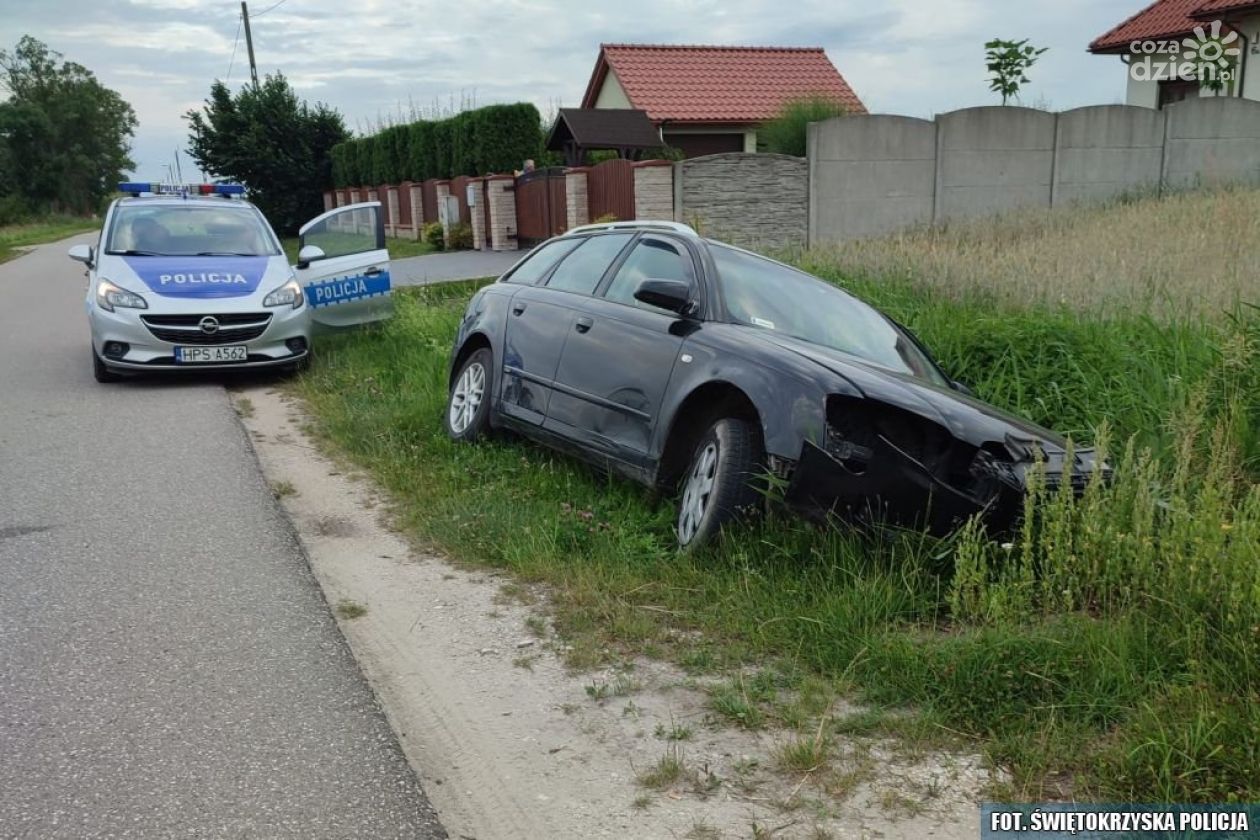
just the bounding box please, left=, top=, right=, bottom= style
left=544, top=234, right=634, bottom=295
left=105, top=204, right=279, bottom=257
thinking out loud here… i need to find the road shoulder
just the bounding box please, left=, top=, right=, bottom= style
left=233, top=383, right=994, bottom=840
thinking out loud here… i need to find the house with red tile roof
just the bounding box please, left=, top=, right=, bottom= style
left=1090, top=0, right=1260, bottom=108
left=580, top=44, right=866, bottom=158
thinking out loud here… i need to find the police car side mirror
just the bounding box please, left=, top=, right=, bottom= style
left=296, top=244, right=326, bottom=270
left=68, top=244, right=94, bottom=268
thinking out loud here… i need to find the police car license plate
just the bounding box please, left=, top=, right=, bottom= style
left=174, top=345, right=247, bottom=364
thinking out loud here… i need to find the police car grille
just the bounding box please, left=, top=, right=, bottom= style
left=141, top=313, right=272, bottom=345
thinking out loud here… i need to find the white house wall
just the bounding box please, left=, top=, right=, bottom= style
left=593, top=69, right=633, bottom=109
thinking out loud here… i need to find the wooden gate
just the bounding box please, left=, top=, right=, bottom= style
left=514, top=167, right=568, bottom=246
left=587, top=158, right=635, bottom=221
left=421, top=179, right=441, bottom=225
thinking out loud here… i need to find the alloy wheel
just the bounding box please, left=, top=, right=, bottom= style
left=449, top=361, right=486, bottom=434
left=678, top=441, right=718, bottom=545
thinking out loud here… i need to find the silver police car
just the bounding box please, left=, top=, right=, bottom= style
left=70, top=183, right=393, bottom=382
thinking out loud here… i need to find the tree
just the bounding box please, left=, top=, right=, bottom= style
left=985, top=39, right=1048, bottom=105
left=0, top=35, right=137, bottom=215
left=760, top=96, right=847, bottom=157
left=185, top=74, right=348, bottom=235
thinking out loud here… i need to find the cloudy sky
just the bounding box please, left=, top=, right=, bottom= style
left=1, top=0, right=1143, bottom=178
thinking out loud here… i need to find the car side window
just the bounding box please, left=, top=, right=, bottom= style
left=603, top=237, right=696, bottom=308
left=544, top=233, right=634, bottom=295
left=503, top=239, right=581, bottom=285
left=302, top=206, right=380, bottom=259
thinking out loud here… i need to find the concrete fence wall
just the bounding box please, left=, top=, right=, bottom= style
left=808, top=116, right=936, bottom=243
left=674, top=153, right=808, bottom=248
left=808, top=97, right=1260, bottom=244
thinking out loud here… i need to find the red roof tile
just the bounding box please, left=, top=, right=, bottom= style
left=580, top=44, right=866, bottom=123
left=1089, top=0, right=1208, bottom=53
left=1193, top=0, right=1260, bottom=17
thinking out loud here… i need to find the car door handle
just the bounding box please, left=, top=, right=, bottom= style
left=512, top=303, right=527, bottom=316
left=364, top=267, right=383, bottom=277
left=574, top=316, right=593, bottom=334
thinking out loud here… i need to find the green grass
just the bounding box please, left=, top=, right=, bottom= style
left=280, top=235, right=436, bottom=264
left=0, top=215, right=98, bottom=263
left=295, top=188, right=1260, bottom=801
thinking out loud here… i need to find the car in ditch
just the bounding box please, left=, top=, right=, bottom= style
left=445, top=220, right=1100, bottom=547
left=70, top=182, right=393, bottom=383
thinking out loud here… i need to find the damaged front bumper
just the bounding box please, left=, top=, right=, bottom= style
left=785, top=434, right=1100, bottom=536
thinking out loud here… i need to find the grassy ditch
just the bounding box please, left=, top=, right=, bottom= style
left=296, top=190, right=1260, bottom=801
left=0, top=215, right=98, bottom=263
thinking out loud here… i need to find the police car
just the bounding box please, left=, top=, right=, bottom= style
left=69, top=182, right=392, bottom=382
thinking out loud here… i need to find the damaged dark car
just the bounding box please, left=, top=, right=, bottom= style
left=445, top=221, right=1101, bottom=548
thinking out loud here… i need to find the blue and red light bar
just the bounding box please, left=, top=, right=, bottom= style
left=117, top=182, right=245, bottom=198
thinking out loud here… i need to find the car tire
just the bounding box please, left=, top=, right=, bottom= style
left=92, top=349, right=121, bottom=383
left=676, top=417, right=762, bottom=549
left=446, top=347, right=492, bottom=442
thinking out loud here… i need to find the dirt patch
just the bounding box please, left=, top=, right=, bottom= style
left=234, top=384, right=994, bottom=840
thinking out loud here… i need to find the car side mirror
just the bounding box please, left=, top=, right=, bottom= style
left=952, top=380, right=975, bottom=397
left=68, top=244, right=94, bottom=267
left=296, top=244, right=326, bottom=269
left=633, top=278, right=694, bottom=316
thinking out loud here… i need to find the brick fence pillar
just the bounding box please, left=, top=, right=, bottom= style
left=468, top=178, right=487, bottom=250
left=385, top=185, right=400, bottom=238
left=409, top=182, right=425, bottom=231
left=564, top=167, right=590, bottom=230
left=632, top=161, right=673, bottom=220
left=485, top=175, right=518, bottom=251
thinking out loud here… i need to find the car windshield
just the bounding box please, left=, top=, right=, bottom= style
left=711, top=244, right=948, bottom=386
left=104, top=204, right=279, bottom=257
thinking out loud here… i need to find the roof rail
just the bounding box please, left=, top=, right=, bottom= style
left=566, top=220, right=699, bottom=237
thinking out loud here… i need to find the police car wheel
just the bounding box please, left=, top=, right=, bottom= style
left=446, top=348, right=492, bottom=442
left=92, top=349, right=121, bottom=383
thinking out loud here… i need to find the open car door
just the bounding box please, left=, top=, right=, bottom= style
left=294, top=202, right=392, bottom=329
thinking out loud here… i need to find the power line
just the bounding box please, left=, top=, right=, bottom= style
left=225, top=13, right=242, bottom=81
left=251, top=0, right=290, bottom=17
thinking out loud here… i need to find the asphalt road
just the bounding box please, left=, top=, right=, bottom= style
left=0, top=236, right=445, bottom=838
left=391, top=248, right=520, bottom=286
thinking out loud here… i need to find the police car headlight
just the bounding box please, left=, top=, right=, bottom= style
left=96, top=279, right=147, bottom=312
left=263, top=279, right=304, bottom=309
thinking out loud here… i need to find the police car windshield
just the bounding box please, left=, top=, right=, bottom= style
left=105, top=205, right=279, bottom=257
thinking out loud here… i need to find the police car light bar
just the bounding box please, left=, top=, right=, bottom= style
left=117, top=182, right=245, bottom=198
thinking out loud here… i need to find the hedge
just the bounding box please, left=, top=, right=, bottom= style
left=329, top=102, right=543, bottom=187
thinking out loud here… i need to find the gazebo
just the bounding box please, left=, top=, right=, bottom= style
left=545, top=108, right=663, bottom=166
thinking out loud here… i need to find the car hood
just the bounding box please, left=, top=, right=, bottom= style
left=108, top=254, right=289, bottom=300
left=746, top=329, right=1070, bottom=453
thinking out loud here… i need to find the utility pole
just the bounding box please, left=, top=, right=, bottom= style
left=241, top=1, right=259, bottom=88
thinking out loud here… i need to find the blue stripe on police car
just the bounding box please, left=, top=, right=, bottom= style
left=305, top=271, right=391, bottom=308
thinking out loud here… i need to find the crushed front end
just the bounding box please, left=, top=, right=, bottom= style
left=785, top=395, right=1103, bottom=535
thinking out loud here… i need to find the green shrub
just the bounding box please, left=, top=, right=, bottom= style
left=329, top=103, right=544, bottom=187
left=446, top=221, right=473, bottom=250
left=760, top=95, right=848, bottom=157
left=0, top=194, right=31, bottom=226
left=421, top=221, right=444, bottom=250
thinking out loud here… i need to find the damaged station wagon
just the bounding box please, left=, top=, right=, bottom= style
left=446, top=221, right=1100, bottom=548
